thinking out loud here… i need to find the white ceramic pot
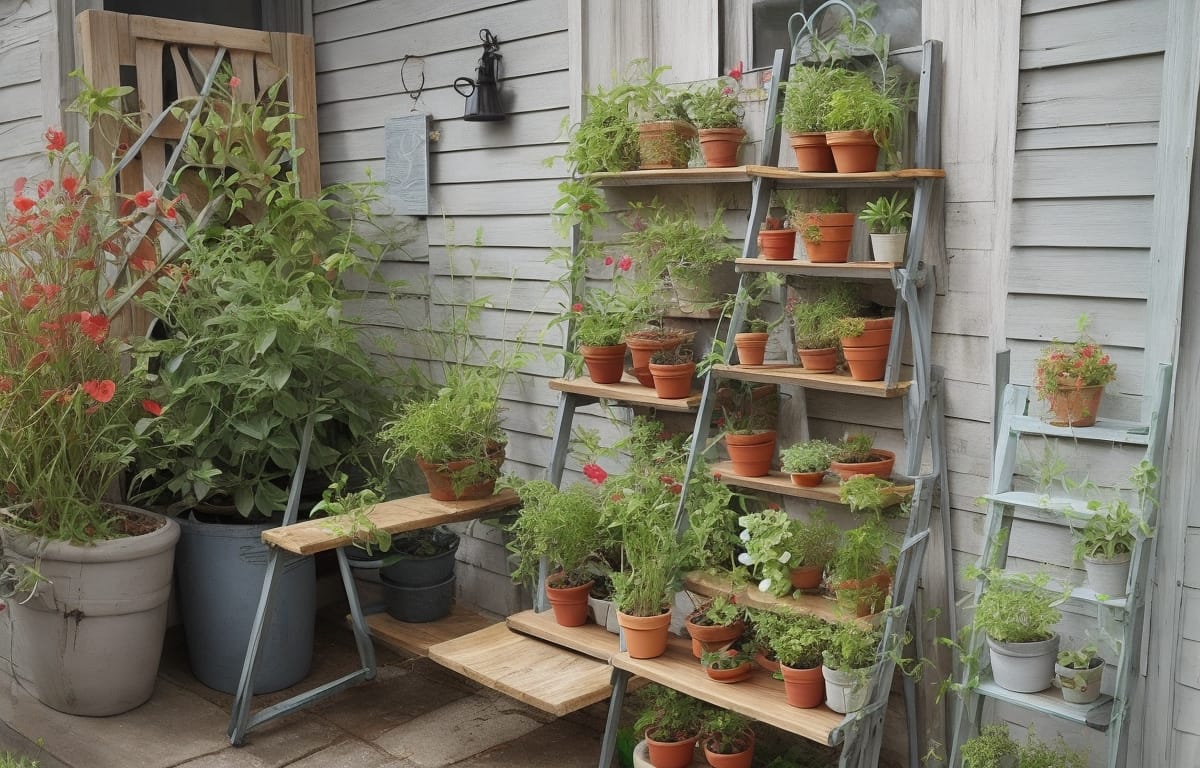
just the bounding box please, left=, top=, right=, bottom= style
left=821, top=663, right=876, bottom=714
left=987, top=633, right=1059, bottom=693
left=869, top=232, right=907, bottom=263
left=1084, top=554, right=1131, bottom=598
left=1054, top=657, right=1104, bottom=704
left=587, top=595, right=621, bottom=634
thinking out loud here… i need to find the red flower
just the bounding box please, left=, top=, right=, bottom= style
left=62, top=176, right=80, bottom=197
left=571, top=302, right=583, bottom=313
left=618, top=255, right=633, bottom=272
left=19, top=293, right=41, bottom=310
left=79, top=313, right=109, bottom=343
left=73, top=258, right=96, bottom=270
left=44, top=126, right=66, bottom=152
left=582, top=463, right=608, bottom=485
left=26, top=350, right=49, bottom=371
left=0, top=376, right=11, bottom=393
left=129, top=252, right=157, bottom=272
left=604, top=255, right=614, bottom=266
left=229, top=75, right=242, bottom=88
left=82, top=379, right=116, bottom=403
left=133, top=189, right=156, bottom=208
left=659, top=474, right=676, bottom=485
left=36, top=179, right=53, bottom=199
left=40, top=283, right=60, bottom=300
left=712, top=471, right=722, bottom=480
left=768, top=502, right=780, bottom=511
left=12, top=196, right=34, bottom=213
left=1099, top=354, right=1110, bottom=365
left=670, top=483, right=682, bottom=495
left=728, top=60, right=744, bottom=82
left=141, top=400, right=163, bottom=416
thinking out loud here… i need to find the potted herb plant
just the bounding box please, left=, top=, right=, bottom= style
left=828, top=518, right=893, bottom=617
left=969, top=567, right=1063, bottom=693
left=773, top=615, right=832, bottom=709
left=829, top=433, right=896, bottom=480
left=627, top=65, right=696, bottom=170
left=821, top=622, right=881, bottom=714
left=565, top=285, right=649, bottom=384
left=736, top=508, right=799, bottom=596
left=689, top=78, right=745, bottom=168
left=622, top=203, right=740, bottom=314
left=719, top=382, right=778, bottom=478
left=700, top=648, right=754, bottom=684
left=791, top=512, right=841, bottom=588
left=626, top=327, right=694, bottom=381
left=757, top=195, right=798, bottom=260
left=1054, top=644, right=1104, bottom=704
left=790, top=280, right=861, bottom=372
left=781, top=65, right=851, bottom=171
left=1033, top=317, right=1118, bottom=427
left=649, top=346, right=697, bottom=400
left=744, top=608, right=788, bottom=674
left=960, top=724, right=1019, bottom=768
left=858, top=192, right=911, bottom=263
left=685, top=595, right=745, bottom=658
left=834, top=309, right=895, bottom=382
left=838, top=474, right=901, bottom=517
left=824, top=69, right=906, bottom=173
left=799, top=194, right=855, bottom=263
left=0, top=130, right=181, bottom=716
left=634, top=685, right=705, bottom=768
left=508, top=480, right=609, bottom=626
left=698, top=709, right=755, bottom=768
left=1074, top=460, right=1156, bottom=597
left=562, top=78, right=640, bottom=175
left=780, top=439, right=837, bottom=487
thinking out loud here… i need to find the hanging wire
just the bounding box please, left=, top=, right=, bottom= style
left=400, top=55, right=425, bottom=109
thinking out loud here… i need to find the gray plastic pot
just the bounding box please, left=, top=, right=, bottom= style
left=380, top=573, right=455, bottom=623
left=986, top=633, right=1059, bottom=693
left=1084, top=554, right=1131, bottom=598
left=1055, top=657, right=1104, bottom=704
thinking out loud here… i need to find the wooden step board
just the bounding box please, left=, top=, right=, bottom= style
left=505, top=609, right=621, bottom=660
left=365, top=604, right=495, bottom=658
left=428, top=622, right=615, bottom=717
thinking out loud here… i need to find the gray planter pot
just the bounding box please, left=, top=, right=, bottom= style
left=1084, top=554, right=1131, bottom=598
left=1055, top=657, right=1104, bottom=704
left=821, top=663, right=877, bottom=714
left=587, top=595, right=621, bottom=634
left=869, top=232, right=907, bottom=263
left=3, top=506, right=179, bottom=716
left=987, top=633, right=1059, bottom=693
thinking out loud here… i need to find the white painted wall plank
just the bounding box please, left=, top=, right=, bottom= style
left=1012, top=145, right=1156, bottom=198
left=315, top=0, right=514, bottom=42
left=1019, top=0, right=1166, bottom=69
left=1018, top=55, right=1163, bottom=130
left=320, top=110, right=566, bottom=162
left=1016, top=122, right=1158, bottom=151
left=1008, top=248, right=1149, bottom=299
left=427, top=215, right=561, bottom=249
left=1011, top=198, right=1153, bottom=248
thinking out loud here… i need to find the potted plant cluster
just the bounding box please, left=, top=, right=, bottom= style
left=780, top=64, right=846, bottom=171
left=698, top=709, right=755, bottom=767
left=1073, top=459, right=1156, bottom=597
left=1054, top=644, right=1104, bottom=704
left=634, top=685, right=705, bottom=768
left=821, top=622, right=881, bottom=714
left=961, top=725, right=1085, bottom=768
left=622, top=203, right=740, bottom=314
left=689, top=77, right=745, bottom=168
left=0, top=128, right=182, bottom=716
left=829, top=433, right=895, bottom=480
left=730, top=273, right=784, bottom=365
left=565, top=285, right=651, bottom=384
left=773, top=615, right=832, bottom=708
left=828, top=518, right=893, bottom=617
left=790, top=513, right=841, bottom=588
left=858, top=192, right=911, bottom=263
left=969, top=567, right=1064, bottom=693
left=799, top=194, right=855, bottom=263
left=685, top=595, right=745, bottom=658
left=789, top=280, right=861, bottom=372
left=628, top=65, right=696, bottom=170
left=1033, top=316, right=1118, bottom=427
left=780, top=439, right=837, bottom=487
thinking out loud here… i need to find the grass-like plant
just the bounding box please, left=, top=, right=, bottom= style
left=781, top=65, right=855, bottom=134
left=793, top=511, right=841, bottom=569
left=969, top=567, right=1062, bottom=644
left=790, top=281, right=862, bottom=350
left=507, top=480, right=609, bottom=588
left=959, top=724, right=1019, bottom=768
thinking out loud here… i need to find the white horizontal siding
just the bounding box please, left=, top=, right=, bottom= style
left=0, top=0, right=55, bottom=187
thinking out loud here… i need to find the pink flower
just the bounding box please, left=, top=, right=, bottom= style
left=618, top=255, right=633, bottom=272
left=36, top=179, right=53, bottom=199
left=44, top=126, right=66, bottom=152
left=229, top=75, right=242, bottom=88
left=722, top=86, right=734, bottom=96
left=82, top=379, right=116, bottom=403
left=12, top=177, right=26, bottom=195
left=571, top=302, right=583, bottom=313
left=604, top=255, right=614, bottom=266
left=728, top=60, right=744, bottom=82
left=582, top=463, right=608, bottom=485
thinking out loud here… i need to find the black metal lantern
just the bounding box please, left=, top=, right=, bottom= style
left=453, top=29, right=505, bottom=122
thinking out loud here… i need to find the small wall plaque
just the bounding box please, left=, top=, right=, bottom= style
left=384, top=113, right=430, bottom=216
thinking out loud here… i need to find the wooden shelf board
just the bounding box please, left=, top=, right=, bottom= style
left=711, top=365, right=910, bottom=398
left=745, top=165, right=945, bottom=187
left=549, top=376, right=701, bottom=412
left=736, top=258, right=899, bottom=279
left=428, top=622, right=615, bottom=716
left=976, top=677, right=1112, bottom=728
left=588, top=167, right=751, bottom=186
left=683, top=570, right=749, bottom=602
left=611, top=636, right=845, bottom=744
left=1006, top=414, right=1150, bottom=446
left=263, top=489, right=521, bottom=555
left=364, top=604, right=496, bottom=658
left=708, top=463, right=913, bottom=507
left=683, top=572, right=874, bottom=628
left=506, top=609, right=622, bottom=661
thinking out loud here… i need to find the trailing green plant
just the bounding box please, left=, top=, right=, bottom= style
left=698, top=708, right=754, bottom=755
left=821, top=621, right=880, bottom=671
left=780, top=439, right=837, bottom=474
left=558, top=79, right=640, bottom=175
left=1057, top=643, right=1099, bottom=670
left=773, top=614, right=831, bottom=669
left=633, top=684, right=705, bottom=743
left=621, top=202, right=739, bottom=301
left=968, top=566, right=1064, bottom=644
left=789, top=281, right=862, bottom=349
left=688, top=79, right=743, bottom=129
left=313, top=473, right=389, bottom=553
left=506, top=479, right=609, bottom=588
left=838, top=474, right=899, bottom=517
left=959, top=724, right=1019, bottom=768
left=859, top=192, right=911, bottom=234
left=736, top=508, right=800, bottom=596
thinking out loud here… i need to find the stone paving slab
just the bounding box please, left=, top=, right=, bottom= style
left=312, top=663, right=475, bottom=741
left=373, top=694, right=545, bottom=767
left=450, top=719, right=605, bottom=768
left=172, top=712, right=342, bottom=767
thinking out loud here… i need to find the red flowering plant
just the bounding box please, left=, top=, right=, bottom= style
left=1033, top=316, right=1118, bottom=399
left=0, top=129, right=177, bottom=543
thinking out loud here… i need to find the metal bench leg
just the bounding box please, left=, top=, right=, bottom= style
left=228, top=546, right=285, bottom=745
left=340, top=547, right=377, bottom=680
left=597, top=668, right=631, bottom=768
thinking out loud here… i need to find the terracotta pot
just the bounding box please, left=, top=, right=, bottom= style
left=626, top=331, right=688, bottom=372
left=789, top=132, right=836, bottom=172
left=637, top=120, right=697, bottom=170
left=780, top=663, right=825, bottom=708
left=734, top=332, right=769, bottom=365
left=841, top=317, right=893, bottom=348
left=579, top=343, right=627, bottom=384
left=754, top=651, right=781, bottom=676
left=416, top=443, right=506, bottom=501
left=833, top=570, right=892, bottom=617
left=649, top=361, right=696, bottom=399
left=758, top=228, right=797, bottom=260
left=797, top=346, right=837, bottom=373
left=842, top=344, right=888, bottom=381
left=826, top=129, right=880, bottom=173
left=724, top=430, right=777, bottom=477
left=699, top=127, right=746, bottom=168
left=545, top=575, right=593, bottom=627
left=631, top=367, right=656, bottom=388
left=703, top=738, right=755, bottom=768
left=1046, top=377, right=1106, bottom=427
left=801, top=212, right=855, bottom=263
left=829, top=448, right=895, bottom=481
left=617, top=609, right=673, bottom=659
left=704, top=658, right=753, bottom=684
left=789, top=564, right=823, bottom=590
left=790, top=471, right=826, bottom=489
left=645, top=732, right=698, bottom=768
left=685, top=615, right=745, bottom=658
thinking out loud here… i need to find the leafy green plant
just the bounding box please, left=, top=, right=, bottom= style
left=781, top=65, right=854, bottom=134
left=821, top=621, right=880, bottom=671
left=560, top=79, right=639, bottom=175
left=313, top=473, right=388, bottom=553
left=621, top=202, right=739, bottom=304
left=790, top=281, right=862, bottom=349
left=1073, top=497, right=1149, bottom=561
left=838, top=474, right=897, bottom=516
left=824, top=69, right=905, bottom=137
left=828, top=518, right=892, bottom=584
left=0, top=754, right=39, bottom=768
left=793, top=512, right=841, bottom=569
left=700, top=648, right=752, bottom=670
left=691, top=595, right=741, bottom=627
left=960, top=724, right=1019, bottom=768
left=698, top=708, right=753, bottom=755
left=1016, top=732, right=1086, bottom=768
left=507, top=480, right=609, bottom=588
left=780, top=439, right=837, bottom=474
left=772, top=614, right=831, bottom=669
left=969, top=567, right=1063, bottom=644
left=736, top=508, right=800, bottom=596
left=633, top=684, right=705, bottom=742
left=688, top=79, right=743, bottom=129
left=859, top=192, right=911, bottom=234
left=605, top=470, right=686, bottom=617
left=1057, top=643, right=1099, bottom=670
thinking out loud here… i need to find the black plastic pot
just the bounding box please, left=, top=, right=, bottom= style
left=380, top=573, right=455, bottom=623
left=379, top=529, right=460, bottom=586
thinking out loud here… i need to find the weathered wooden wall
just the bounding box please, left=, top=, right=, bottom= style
left=0, top=0, right=60, bottom=185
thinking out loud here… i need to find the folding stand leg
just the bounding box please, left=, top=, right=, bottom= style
left=597, top=668, right=631, bottom=768
left=339, top=547, right=377, bottom=679
left=228, top=547, right=285, bottom=745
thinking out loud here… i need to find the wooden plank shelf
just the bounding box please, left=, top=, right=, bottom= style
left=611, top=636, right=846, bottom=745
left=710, top=364, right=910, bottom=398
left=365, top=604, right=495, bottom=658
left=708, top=463, right=913, bottom=507
left=549, top=376, right=701, bottom=412
left=745, top=165, right=945, bottom=188
left=587, top=166, right=752, bottom=186
left=428, top=622, right=615, bottom=717
left=262, top=490, right=520, bottom=555
left=1006, top=414, right=1150, bottom=445
left=506, top=609, right=622, bottom=661
left=684, top=571, right=874, bottom=628
left=976, top=676, right=1113, bottom=730
left=736, top=258, right=899, bottom=280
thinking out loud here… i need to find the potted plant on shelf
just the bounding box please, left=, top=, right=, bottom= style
left=969, top=567, right=1064, bottom=693
left=1073, top=460, right=1156, bottom=597
left=376, top=527, right=461, bottom=623
left=0, top=129, right=181, bottom=716
left=791, top=512, right=842, bottom=588
left=685, top=595, right=745, bottom=658
left=780, top=439, right=837, bottom=487
left=829, top=433, right=895, bottom=480
left=561, top=78, right=640, bottom=175
left=689, top=78, right=746, bottom=168
left=838, top=474, right=901, bottom=517
left=757, top=196, right=797, bottom=259
left=508, top=480, right=609, bottom=626
left=626, top=326, right=694, bottom=381
left=634, top=685, right=705, bottom=768
left=789, top=280, right=861, bottom=372
left=799, top=194, right=855, bottom=263
left=649, top=346, right=697, bottom=400
left=736, top=508, right=798, bottom=596
left=698, top=709, right=755, bottom=767
left=628, top=65, right=697, bottom=170
left=960, top=724, right=1019, bottom=768
left=744, top=608, right=788, bottom=674
left=858, top=192, right=911, bottom=263
left=824, top=68, right=906, bottom=173
left=781, top=65, right=851, bottom=171
left=773, top=615, right=832, bottom=709
left=1033, top=317, right=1118, bottom=427
left=700, top=648, right=754, bottom=684
left=821, top=621, right=881, bottom=714
left=720, top=389, right=778, bottom=478
left=1054, top=644, right=1104, bottom=704
left=622, top=203, right=740, bottom=314
left=828, top=518, right=893, bottom=617
left=567, top=285, right=649, bottom=384
left=834, top=307, right=895, bottom=382
left=731, top=273, right=784, bottom=365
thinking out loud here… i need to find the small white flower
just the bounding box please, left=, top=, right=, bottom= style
left=759, top=578, right=772, bottom=593
left=739, top=530, right=751, bottom=542
left=737, top=552, right=754, bottom=566
left=778, top=551, right=792, bottom=564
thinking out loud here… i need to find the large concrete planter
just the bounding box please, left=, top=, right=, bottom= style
left=986, top=633, right=1059, bottom=693
left=3, top=506, right=179, bottom=716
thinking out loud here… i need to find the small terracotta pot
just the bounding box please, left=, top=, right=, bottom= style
left=754, top=651, right=781, bottom=675
left=826, top=129, right=880, bottom=173
left=698, top=127, right=745, bottom=168
left=637, top=120, right=697, bottom=170
left=685, top=615, right=745, bottom=658
left=579, top=343, right=627, bottom=385
left=841, top=317, right=893, bottom=348
left=645, top=732, right=698, bottom=768
left=758, top=228, right=797, bottom=260
left=724, top=430, right=777, bottom=477
left=703, top=738, right=754, bottom=768
left=545, top=576, right=593, bottom=627
left=626, top=332, right=687, bottom=372
left=829, top=449, right=895, bottom=481
left=734, top=332, right=769, bottom=365
left=631, top=367, right=656, bottom=388
left=842, top=344, right=888, bottom=381
left=649, top=361, right=696, bottom=400
left=704, top=656, right=753, bottom=684
left=617, top=609, right=672, bottom=659
left=789, top=132, right=836, bottom=172
left=780, top=663, right=825, bottom=708
left=833, top=570, right=892, bottom=617
left=1046, top=377, right=1105, bottom=427
left=416, top=443, right=506, bottom=501
left=802, top=212, right=856, bottom=263
left=797, top=346, right=837, bottom=373
left=789, top=471, right=825, bottom=488
left=789, top=564, right=823, bottom=590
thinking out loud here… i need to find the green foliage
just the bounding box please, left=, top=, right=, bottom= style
left=960, top=725, right=1019, bottom=768
left=698, top=709, right=753, bottom=755
left=606, top=470, right=685, bottom=616
left=824, top=69, right=905, bottom=136
left=790, top=281, right=862, bottom=349
left=313, top=473, right=388, bottom=553
left=561, top=81, right=640, bottom=175
left=688, top=79, right=743, bottom=129
left=793, top=511, right=841, bottom=568
left=621, top=202, right=739, bottom=299
left=1057, top=643, right=1098, bottom=670
left=1015, top=732, right=1087, bottom=768
left=736, top=508, right=800, bottom=596
left=969, top=567, right=1063, bottom=644
left=1073, top=498, right=1148, bottom=561
left=700, top=648, right=752, bottom=670
left=507, top=480, right=609, bottom=586
left=838, top=474, right=896, bottom=516
left=833, top=433, right=876, bottom=463
left=692, top=595, right=741, bottom=627
left=828, top=518, right=892, bottom=584
left=0, top=754, right=39, bottom=768
left=772, top=614, right=832, bottom=669
left=633, top=685, right=704, bottom=742
left=821, top=621, right=880, bottom=671
left=780, top=439, right=837, bottom=474
left=781, top=65, right=854, bottom=134
left=858, top=192, right=911, bottom=234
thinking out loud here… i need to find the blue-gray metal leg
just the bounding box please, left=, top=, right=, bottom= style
left=339, top=547, right=377, bottom=679
left=597, top=669, right=631, bottom=768
left=228, top=547, right=285, bottom=744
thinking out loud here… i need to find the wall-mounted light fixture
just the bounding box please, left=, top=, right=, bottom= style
left=453, top=29, right=505, bottom=122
